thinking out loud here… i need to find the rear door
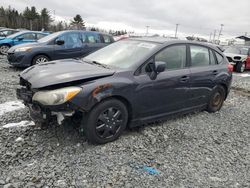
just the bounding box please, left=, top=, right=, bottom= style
left=53, top=32, right=82, bottom=59
left=83, top=32, right=106, bottom=55
left=187, top=45, right=221, bottom=107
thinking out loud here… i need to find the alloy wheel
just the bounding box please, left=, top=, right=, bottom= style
left=96, top=107, right=123, bottom=139
left=35, top=57, right=48, bottom=64
left=211, top=91, right=223, bottom=108
left=0, top=45, right=10, bottom=55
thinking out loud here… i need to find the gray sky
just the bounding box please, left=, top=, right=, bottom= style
left=1, top=0, right=250, bottom=38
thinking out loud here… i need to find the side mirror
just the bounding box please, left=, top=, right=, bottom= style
left=155, top=61, right=166, bottom=73
left=17, top=37, right=24, bottom=41
left=56, top=39, right=64, bottom=45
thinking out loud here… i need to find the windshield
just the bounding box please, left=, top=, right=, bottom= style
left=84, top=40, right=158, bottom=69
left=224, top=47, right=249, bottom=55
left=38, top=32, right=61, bottom=43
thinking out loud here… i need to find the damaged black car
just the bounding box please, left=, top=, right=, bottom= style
left=17, top=38, right=232, bottom=144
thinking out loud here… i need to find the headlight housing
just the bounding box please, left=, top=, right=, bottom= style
left=14, top=47, right=32, bottom=52
left=32, top=87, right=82, bottom=106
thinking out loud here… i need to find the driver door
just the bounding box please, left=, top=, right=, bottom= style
left=13, top=33, right=37, bottom=45
left=53, top=32, right=83, bottom=59
left=133, top=44, right=190, bottom=119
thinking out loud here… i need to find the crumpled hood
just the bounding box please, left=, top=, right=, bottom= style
left=224, top=53, right=247, bottom=61
left=20, top=59, right=115, bottom=89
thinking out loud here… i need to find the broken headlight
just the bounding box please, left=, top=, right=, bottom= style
left=32, top=87, right=81, bottom=106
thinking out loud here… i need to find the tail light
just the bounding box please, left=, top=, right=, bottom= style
left=227, top=64, right=234, bottom=72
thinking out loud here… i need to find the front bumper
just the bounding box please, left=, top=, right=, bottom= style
left=7, top=52, right=32, bottom=67
left=16, top=87, right=77, bottom=125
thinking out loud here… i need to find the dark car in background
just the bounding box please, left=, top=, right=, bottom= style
left=0, top=28, right=19, bottom=38
left=17, top=38, right=232, bottom=144
left=7, top=30, right=114, bottom=67
left=224, top=46, right=250, bottom=72
left=0, top=31, right=49, bottom=55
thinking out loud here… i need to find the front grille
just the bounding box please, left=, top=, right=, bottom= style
left=16, top=87, right=33, bottom=103
left=226, top=57, right=233, bottom=62
left=234, top=56, right=241, bottom=60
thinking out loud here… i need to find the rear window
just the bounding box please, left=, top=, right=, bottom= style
left=190, top=45, right=210, bottom=67
left=36, top=33, right=46, bottom=40
left=209, top=50, right=217, bottom=65
left=103, top=35, right=112, bottom=43
left=215, top=52, right=224, bottom=64
left=86, top=33, right=101, bottom=43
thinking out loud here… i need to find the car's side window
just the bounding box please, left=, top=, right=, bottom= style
left=80, top=33, right=87, bottom=43
left=190, top=45, right=210, bottom=67
left=20, top=33, right=36, bottom=40
left=215, top=52, right=224, bottom=64
left=86, top=33, right=101, bottom=43
left=210, top=50, right=217, bottom=65
left=57, top=33, right=82, bottom=48
left=36, top=34, right=45, bottom=40
left=155, top=45, right=186, bottom=70
left=103, top=35, right=112, bottom=43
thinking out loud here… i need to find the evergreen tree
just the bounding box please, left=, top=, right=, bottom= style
left=71, top=14, right=85, bottom=29
left=23, top=6, right=39, bottom=30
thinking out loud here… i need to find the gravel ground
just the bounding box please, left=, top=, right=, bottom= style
left=0, top=55, right=249, bottom=188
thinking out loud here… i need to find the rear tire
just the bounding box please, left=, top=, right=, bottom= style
left=207, top=85, right=226, bottom=113
left=235, top=61, right=245, bottom=73
left=32, top=55, right=49, bottom=65
left=0, top=44, right=10, bottom=55
left=82, top=99, right=128, bottom=144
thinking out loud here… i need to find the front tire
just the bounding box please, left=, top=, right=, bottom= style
left=235, top=61, right=245, bottom=73
left=0, top=44, right=10, bottom=55
left=32, top=55, right=49, bottom=65
left=82, top=99, right=128, bottom=144
left=207, top=85, right=226, bottom=113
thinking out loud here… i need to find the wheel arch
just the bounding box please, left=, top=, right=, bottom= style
left=91, top=95, right=133, bottom=123
left=218, top=83, right=228, bottom=100
left=0, top=43, right=11, bottom=47
left=32, top=53, right=51, bottom=64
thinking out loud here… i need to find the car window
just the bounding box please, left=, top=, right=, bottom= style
left=155, top=45, right=186, bottom=70
left=2, top=30, right=13, bottom=36
left=80, top=33, right=87, bottom=43
left=210, top=50, right=217, bottom=65
left=190, top=45, right=210, bottom=67
left=36, top=33, right=46, bottom=40
left=57, top=33, right=82, bottom=48
left=0, top=31, right=4, bottom=37
left=87, top=33, right=101, bottom=43
left=215, top=52, right=224, bottom=64
left=103, top=35, right=112, bottom=43
left=19, top=33, right=36, bottom=40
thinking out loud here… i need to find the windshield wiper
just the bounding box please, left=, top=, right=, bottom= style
left=82, top=59, right=110, bottom=69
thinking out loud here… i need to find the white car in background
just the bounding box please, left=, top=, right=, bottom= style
left=224, top=46, right=250, bottom=72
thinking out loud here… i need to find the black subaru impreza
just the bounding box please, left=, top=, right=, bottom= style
left=17, top=38, right=232, bottom=144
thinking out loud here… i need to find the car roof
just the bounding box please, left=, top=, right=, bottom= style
left=128, top=37, right=219, bottom=48
left=56, top=30, right=112, bottom=36
left=0, top=28, right=16, bottom=31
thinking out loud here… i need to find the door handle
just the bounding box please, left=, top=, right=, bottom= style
left=180, top=76, right=189, bottom=82
left=212, top=70, right=218, bottom=75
